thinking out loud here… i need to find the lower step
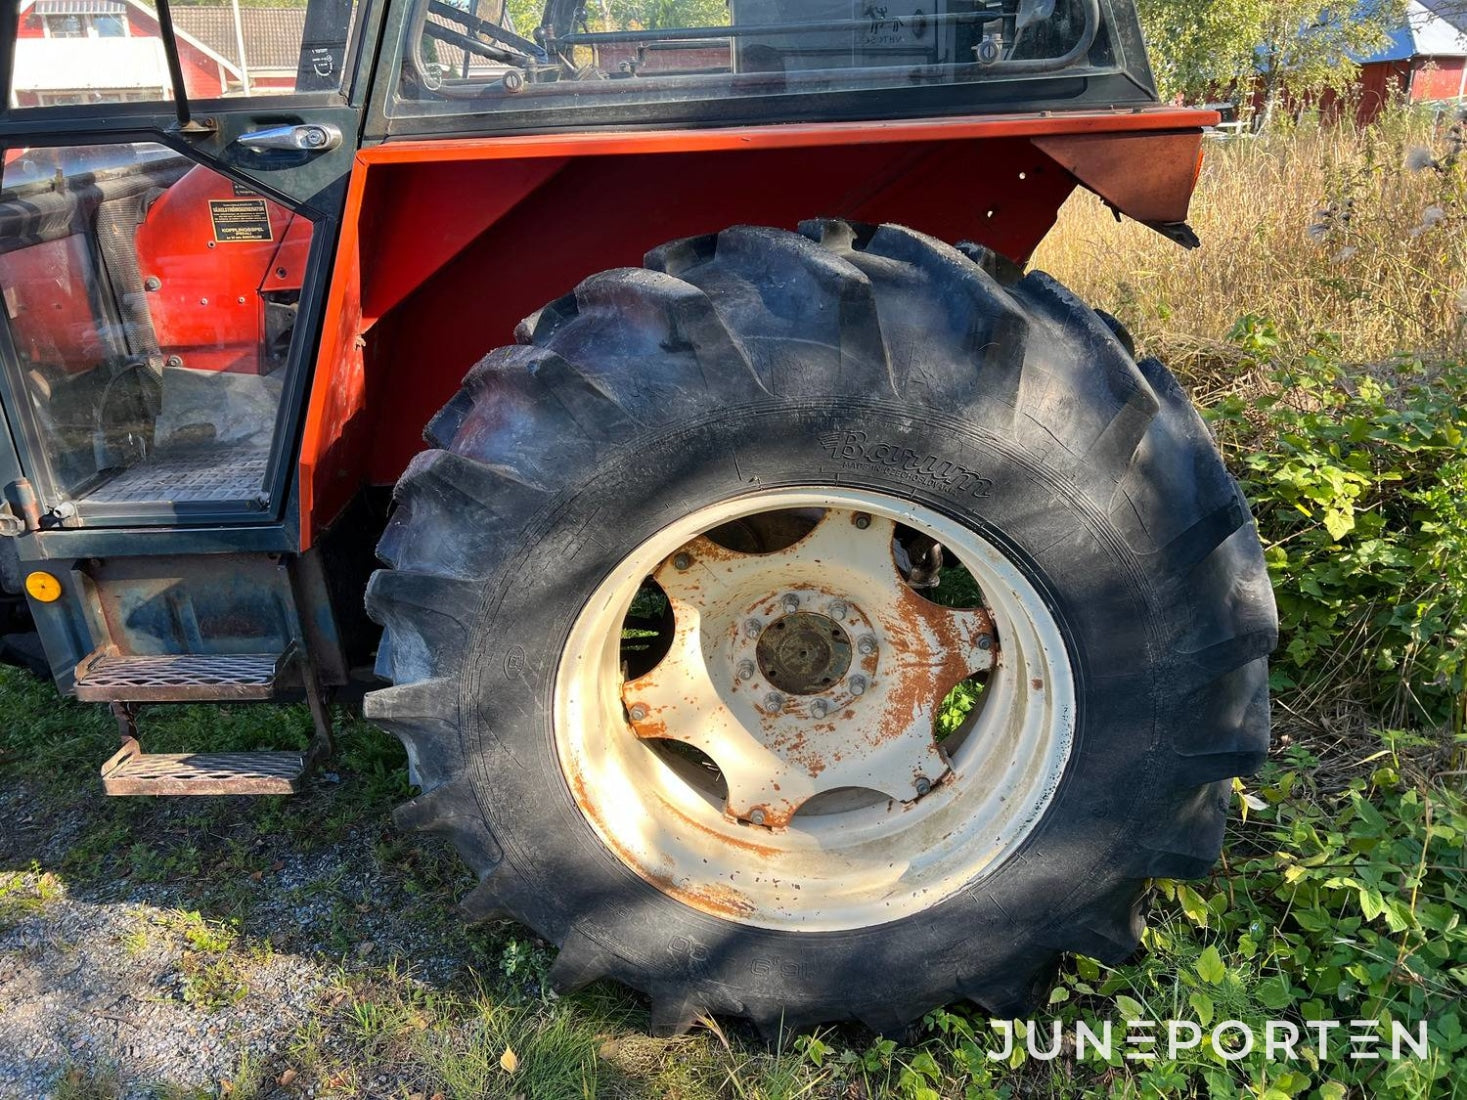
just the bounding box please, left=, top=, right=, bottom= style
left=75, top=648, right=296, bottom=703
left=101, top=737, right=306, bottom=796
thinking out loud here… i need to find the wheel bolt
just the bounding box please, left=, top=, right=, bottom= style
left=782, top=593, right=800, bottom=612
left=673, top=552, right=692, bottom=571
left=857, top=635, right=877, bottom=655
left=749, top=809, right=766, bottom=825
left=978, top=634, right=993, bottom=651
left=764, top=692, right=784, bottom=711
left=914, top=775, right=932, bottom=796
left=828, top=600, right=848, bottom=620
left=628, top=704, right=648, bottom=721
left=736, top=660, right=756, bottom=682
left=745, top=618, right=763, bottom=637
left=849, top=676, right=866, bottom=696
left=853, top=513, right=872, bottom=529
left=810, top=699, right=828, bottom=718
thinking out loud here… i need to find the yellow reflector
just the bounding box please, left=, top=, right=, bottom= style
left=24, top=572, right=61, bottom=603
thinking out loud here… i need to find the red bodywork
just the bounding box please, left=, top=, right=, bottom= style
left=298, top=107, right=1215, bottom=544
left=134, top=167, right=312, bottom=374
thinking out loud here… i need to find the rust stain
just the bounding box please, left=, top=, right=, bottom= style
left=668, top=803, right=781, bottom=857
left=660, top=877, right=758, bottom=919
left=1031, top=678, right=1044, bottom=691
left=629, top=716, right=667, bottom=740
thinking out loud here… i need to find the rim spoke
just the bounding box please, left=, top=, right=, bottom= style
left=651, top=535, right=745, bottom=612
left=779, top=508, right=902, bottom=581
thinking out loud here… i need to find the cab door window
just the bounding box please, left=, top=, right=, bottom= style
left=0, top=142, right=313, bottom=517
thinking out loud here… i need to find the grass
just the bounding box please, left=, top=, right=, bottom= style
left=1, top=108, right=1465, bottom=1099
left=1032, top=107, right=1467, bottom=381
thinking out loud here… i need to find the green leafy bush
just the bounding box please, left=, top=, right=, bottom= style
left=1208, top=318, right=1467, bottom=730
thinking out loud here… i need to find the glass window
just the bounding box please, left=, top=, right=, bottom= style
left=9, top=0, right=358, bottom=106
left=0, top=142, right=313, bottom=516
left=394, top=0, right=1119, bottom=114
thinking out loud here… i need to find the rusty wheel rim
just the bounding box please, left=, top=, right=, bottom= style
left=554, top=488, right=1075, bottom=931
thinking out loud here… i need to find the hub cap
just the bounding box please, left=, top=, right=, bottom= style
left=555, top=488, right=1075, bottom=931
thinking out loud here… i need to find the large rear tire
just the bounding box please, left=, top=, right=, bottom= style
left=364, top=221, right=1277, bottom=1036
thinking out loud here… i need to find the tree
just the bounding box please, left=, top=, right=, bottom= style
left=1136, top=0, right=1408, bottom=127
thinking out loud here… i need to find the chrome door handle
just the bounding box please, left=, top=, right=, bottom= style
left=233, top=123, right=342, bottom=154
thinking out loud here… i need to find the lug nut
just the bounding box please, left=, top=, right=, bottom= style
left=736, top=660, right=756, bottom=682
left=764, top=692, right=785, bottom=711
left=628, top=704, right=648, bottom=721
left=810, top=699, right=828, bottom=718
left=782, top=593, right=800, bottom=612
left=745, top=618, right=763, bottom=637
left=853, top=513, right=872, bottom=529
left=673, top=552, right=692, bottom=571
left=849, top=676, right=867, bottom=696
left=828, top=600, right=848, bottom=620
left=978, top=634, right=993, bottom=651
left=914, top=775, right=932, bottom=796
left=857, top=635, right=877, bottom=655
left=749, top=809, right=766, bottom=825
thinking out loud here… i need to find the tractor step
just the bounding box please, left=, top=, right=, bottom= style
left=90, top=645, right=334, bottom=798
left=101, top=737, right=307, bottom=796
left=74, top=647, right=298, bottom=703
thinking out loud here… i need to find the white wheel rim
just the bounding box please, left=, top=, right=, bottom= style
left=554, top=488, right=1075, bottom=932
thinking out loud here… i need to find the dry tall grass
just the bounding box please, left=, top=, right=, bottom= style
left=1032, top=109, right=1467, bottom=386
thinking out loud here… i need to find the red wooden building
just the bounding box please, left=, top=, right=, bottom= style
left=1356, top=0, right=1467, bottom=122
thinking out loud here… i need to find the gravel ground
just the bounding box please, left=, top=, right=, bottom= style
left=0, top=765, right=488, bottom=1099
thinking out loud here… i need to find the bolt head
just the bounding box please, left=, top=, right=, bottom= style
left=628, top=704, right=648, bottom=721
left=914, top=776, right=932, bottom=796
left=749, top=809, right=766, bottom=825
left=978, top=634, right=993, bottom=651
left=828, top=600, right=848, bottom=620
left=744, top=618, right=763, bottom=638
left=736, top=660, right=756, bottom=682
left=857, top=635, right=877, bottom=655
left=673, top=552, right=692, bottom=571
left=849, top=676, right=867, bottom=696
left=853, top=513, right=872, bottom=529
left=764, top=692, right=784, bottom=711
left=810, top=699, right=828, bottom=718
left=781, top=593, right=800, bottom=612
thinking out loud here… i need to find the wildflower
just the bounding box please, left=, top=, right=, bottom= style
left=1422, top=205, right=1447, bottom=228
left=1406, top=146, right=1437, bottom=172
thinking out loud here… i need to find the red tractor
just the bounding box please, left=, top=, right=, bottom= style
left=0, top=0, right=1275, bottom=1036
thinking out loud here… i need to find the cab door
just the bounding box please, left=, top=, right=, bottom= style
left=0, top=0, right=372, bottom=527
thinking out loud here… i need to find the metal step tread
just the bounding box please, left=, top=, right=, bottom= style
left=101, top=737, right=306, bottom=796
left=75, top=648, right=297, bottom=703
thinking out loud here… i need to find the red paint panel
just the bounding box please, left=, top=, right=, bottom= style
left=1032, top=131, right=1204, bottom=224
left=299, top=110, right=1213, bottom=544
left=366, top=139, right=1071, bottom=488
left=358, top=156, right=569, bottom=324
left=135, top=165, right=309, bottom=374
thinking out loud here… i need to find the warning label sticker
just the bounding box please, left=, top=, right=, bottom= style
left=209, top=198, right=273, bottom=243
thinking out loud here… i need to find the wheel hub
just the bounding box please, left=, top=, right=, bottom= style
left=756, top=611, right=853, bottom=695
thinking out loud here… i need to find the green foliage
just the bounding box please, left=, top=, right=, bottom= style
left=777, top=754, right=1466, bottom=1099
left=1208, top=320, right=1467, bottom=726
left=1135, top=0, right=1405, bottom=117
